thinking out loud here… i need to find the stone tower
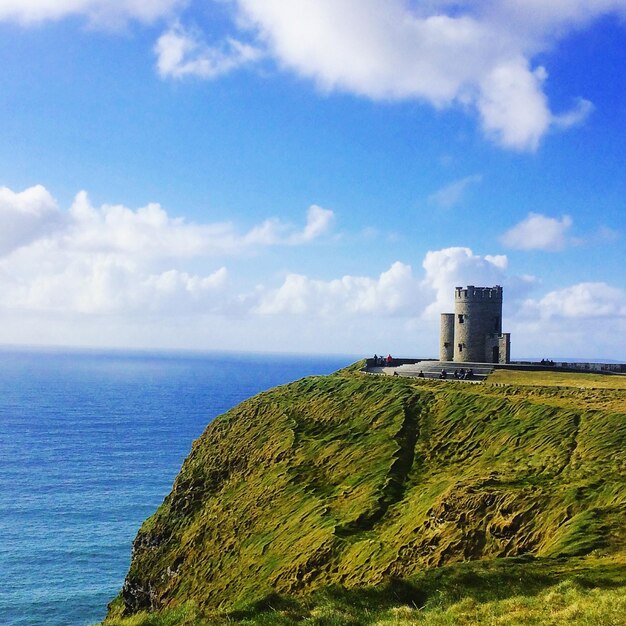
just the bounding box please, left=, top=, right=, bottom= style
left=439, top=313, right=455, bottom=361
left=439, top=285, right=510, bottom=363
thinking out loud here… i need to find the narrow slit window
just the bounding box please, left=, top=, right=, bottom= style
left=458, top=343, right=463, bottom=352
left=458, top=314, right=464, bottom=323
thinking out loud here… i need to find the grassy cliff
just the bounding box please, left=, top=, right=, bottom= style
left=105, top=365, right=626, bottom=624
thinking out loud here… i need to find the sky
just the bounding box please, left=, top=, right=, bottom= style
left=0, top=0, right=625, bottom=359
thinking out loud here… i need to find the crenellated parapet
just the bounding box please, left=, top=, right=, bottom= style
left=455, top=285, right=503, bottom=302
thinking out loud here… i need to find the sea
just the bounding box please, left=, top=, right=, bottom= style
left=0, top=348, right=353, bottom=626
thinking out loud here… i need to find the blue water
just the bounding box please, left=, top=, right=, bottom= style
left=0, top=349, right=352, bottom=626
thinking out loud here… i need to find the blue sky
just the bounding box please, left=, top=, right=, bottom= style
left=0, top=1, right=624, bottom=359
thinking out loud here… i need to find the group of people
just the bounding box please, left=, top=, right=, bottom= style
left=540, top=359, right=555, bottom=366
left=439, top=367, right=473, bottom=380
left=372, top=354, right=393, bottom=366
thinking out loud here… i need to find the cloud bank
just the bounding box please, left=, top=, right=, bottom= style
left=0, top=184, right=624, bottom=356
left=0, top=185, right=333, bottom=315
left=160, top=0, right=620, bottom=150
left=2, top=1, right=623, bottom=149
left=256, top=262, right=423, bottom=317
left=524, top=282, right=626, bottom=319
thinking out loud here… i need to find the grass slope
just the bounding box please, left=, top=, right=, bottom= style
left=104, top=365, right=626, bottom=624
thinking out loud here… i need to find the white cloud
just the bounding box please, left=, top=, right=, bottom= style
left=65, top=191, right=333, bottom=257
left=155, top=23, right=261, bottom=79
left=1, top=191, right=624, bottom=359
left=552, top=97, right=594, bottom=129
left=0, top=185, right=65, bottom=255
left=0, top=185, right=333, bottom=316
left=256, top=261, right=423, bottom=317
left=421, top=246, right=512, bottom=316
left=1, top=1, right=620, bottom=149
left=523, top=282, right=626, bottom=319
left=0, top=231, right=229, bottom=316
left=221, top=0, right=621, bottom=149
left=0, top=185, right=622, bottom=358
left=1, top=1, right=622, bottom=148
left=0, top=0, right=184, bottom=26
left=4, top=251, right=228, bottom=315
left=501, top=212, right=573, bottom=251
left=255, top=246, right=538, bottom=321
left=242, top=204, right=334, bottom=247
left=427, top=174, right=482, bottom=209
left=298, top=205, right=335, bottom=242
left=476, top=59, right=552, bottom=150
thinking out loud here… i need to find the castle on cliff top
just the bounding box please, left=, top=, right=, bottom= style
left=440, top=285, right=511, bottom=364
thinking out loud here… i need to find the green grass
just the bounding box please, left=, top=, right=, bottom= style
left=487, top=369, right=626, bottom=390
left=103, top=556, right=626, bottom=625
left=103, top=366, right=626, bottom=625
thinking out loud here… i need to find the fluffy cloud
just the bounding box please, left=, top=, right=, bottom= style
left=0, top=185, right=65, bottom=255
left=242, top=205, right=334, bottom=247
left=64, top=191, right=333, bottom=257
left=2, top=250, right=228, bottom=315
left=421, top=246, right=510, bottom=316
left=256, top=246, right=536, bottom=320
left=500, top=213, right=574, bottom=251
left=476, top=59, right=552, bottom=149
left=552, top=97, right=595, bottom=129
left=203, top=0, right=616, bottom=150
left=0, top=0, right=184, bottom=26
left=256, top=261, right=422, bottom=316
left=2, top=1, right=620, bottom=149
left=427, top=174, right=482, bottom=209
left=523, top=282, right=626, bottom=319
left=0, top=185, right=333, bottom=315
left=155, top=23, right=261, bottom=79
left=231, top=0, right=549, bottom=149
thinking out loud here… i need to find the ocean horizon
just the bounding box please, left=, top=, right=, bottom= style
left=0, top=348, right=354, bottom=626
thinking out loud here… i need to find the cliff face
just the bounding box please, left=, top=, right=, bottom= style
left=112, top=368, right=626, bottom=616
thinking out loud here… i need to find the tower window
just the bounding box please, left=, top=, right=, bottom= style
left=458, top=343, right=463, bottom=352
left=458, top=314, right=464, bottom=323
left=494, top=316, right=500, bottom=330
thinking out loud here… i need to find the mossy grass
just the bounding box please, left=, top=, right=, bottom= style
left=104, top=365, right=626, bottom=625
left=103, top=555, right=626, bottom=625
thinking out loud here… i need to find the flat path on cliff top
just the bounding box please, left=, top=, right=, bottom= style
left=369, top=362, right=626, bottom=390
left=369, top=361, right=493, bottom=381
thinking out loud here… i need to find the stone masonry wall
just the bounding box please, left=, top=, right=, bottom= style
left=453, top=286, right=503, bottom=363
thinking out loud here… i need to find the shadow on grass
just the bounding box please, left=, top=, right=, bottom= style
left=227, top=555, right=626, bottom=623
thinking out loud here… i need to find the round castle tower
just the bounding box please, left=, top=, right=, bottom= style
left=453, top=285, right=503, bottom=363
left=439, top=313, right=455, bottom=361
